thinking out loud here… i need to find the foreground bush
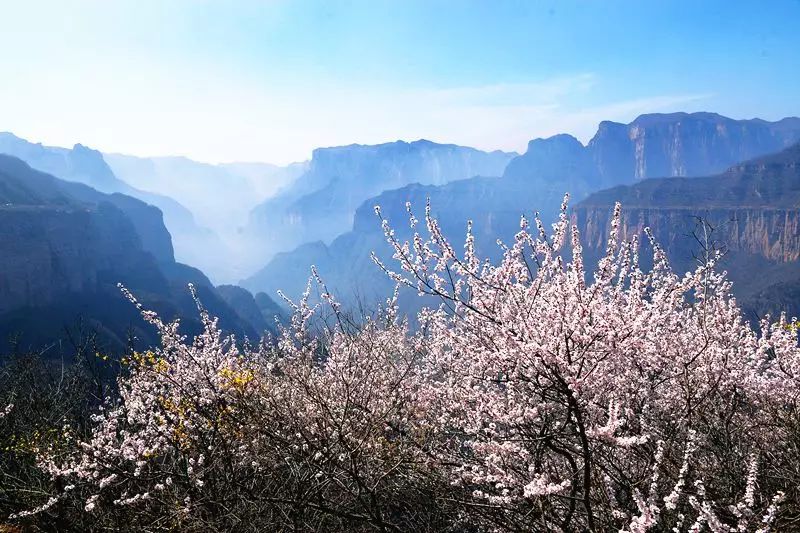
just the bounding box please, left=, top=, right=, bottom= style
left=5, top=199, right=800, bottom=531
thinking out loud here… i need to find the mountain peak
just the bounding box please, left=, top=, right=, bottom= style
left=526, top=133, right=584, bottom=152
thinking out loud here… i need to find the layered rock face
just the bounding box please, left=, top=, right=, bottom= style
left=587, top=207, right=798, bottom=260
left=601, top=113, right=800, bottom=180
left=575, top=142, right=800, bottom=319
left=244, top=139, right=516, bottom=267
left=503, top=113, right=800, bottom=223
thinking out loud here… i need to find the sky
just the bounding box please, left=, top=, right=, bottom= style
left=0, top=0, right=798, bottom=165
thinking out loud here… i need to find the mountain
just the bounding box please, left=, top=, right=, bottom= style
left=243, top=139, right=516, bottom=269
left=0, top=155, right=266, bottom=354
left=574, top=142, right=800, bottom=321
left=0, top=133, right=220, bottom=275
left=502, top=112, right=800, bottom=223
left=243, top=113, right=800, bottom=309
left=241, top=176, right=530, bottom=307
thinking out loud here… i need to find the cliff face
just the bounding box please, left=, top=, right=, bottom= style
left=0, top=204, right=164, bottom=315
left=0, top=133, right=240, bottom=275
left=498, top=113, right=800, bottom=228
left=582, top=113, right=800, bottom=182
left=244, top=140, right=516, bottom=268
left=575, top=142, right=800, bottom=319
left=0, top=135, right=177, bottom=264
left=577, top=206, right=800, bottom=265
left=613, top=114, right=800, bottom=180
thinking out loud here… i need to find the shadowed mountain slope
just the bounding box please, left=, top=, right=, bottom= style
left=0, top=155, right=266, bottom=354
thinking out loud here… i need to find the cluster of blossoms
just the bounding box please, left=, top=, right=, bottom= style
left=9, top=198, right=800, bottom=531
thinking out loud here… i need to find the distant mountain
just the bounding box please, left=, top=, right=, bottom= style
left=0, top=155, right=268, bottom=354
left=574, top=142, right=800, bottom=321
left=503, top=112, right=800, bottom=223
left=243, top=113, right=800, bottom=309
left=216, top=285, right=286, bottom=336
left=241, top=176, right=527, bottom=306
left=243, top=139, right=516, bottom=270
left=0, top=133, right=221, bottom=277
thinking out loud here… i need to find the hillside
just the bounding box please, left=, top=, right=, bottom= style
left=0, top=133, right=228, bottom=279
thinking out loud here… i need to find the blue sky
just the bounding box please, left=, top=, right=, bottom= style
left=0, top=0, right=798, bottom=164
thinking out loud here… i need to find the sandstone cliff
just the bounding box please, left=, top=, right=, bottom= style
left=244, top=140, right=516, bottom=268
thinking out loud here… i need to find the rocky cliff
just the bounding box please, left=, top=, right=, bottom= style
left=244, top=139, right=516, bottom=268
left=244, top=114, right=800, bottom=314
left=0, top=204, right=162, bottom=315
left=503, top=112, right=800, bottom=224
left=0, top=133, right=232, bottom=276
left=575, top=142, right=800, bottom=320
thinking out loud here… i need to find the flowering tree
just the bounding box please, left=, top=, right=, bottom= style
left=8, top=198, right=800, bottom=531
left=372, top=197, right=799, bottom=531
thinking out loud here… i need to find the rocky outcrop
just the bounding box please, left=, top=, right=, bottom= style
left=503, top=113, right=800, bottom=223
left=578, top=206, right=800, bottom=264
left=602, top=113, right=800, bottom=180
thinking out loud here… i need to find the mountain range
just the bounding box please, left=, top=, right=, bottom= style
left=243, top=139, right=517, bottom=269
left=2, top=111, right=799, bottom=352
left=243, top=113, right=800, bottom=314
